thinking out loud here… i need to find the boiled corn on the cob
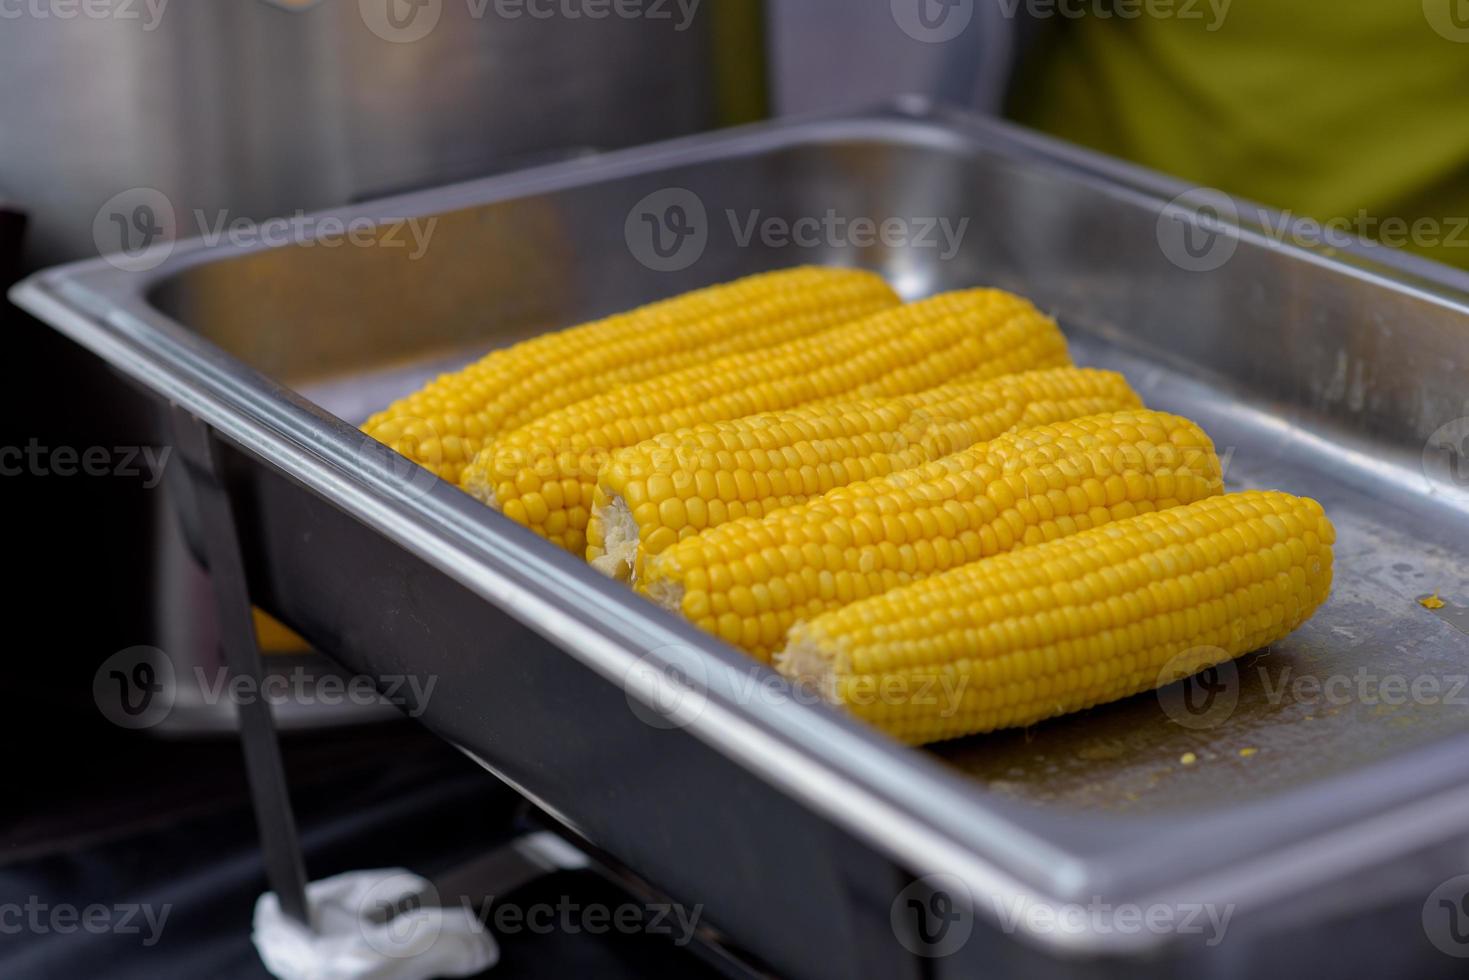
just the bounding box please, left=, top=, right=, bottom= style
left=586, top=368, right=1143, bottom=582
left=641, top=410, right=1225, bottom=661
left=464, top=288, right=1071, bottom=555
left=363, top=266, right=899, bottom=483
left=776, top=491, right=1334, bottom=744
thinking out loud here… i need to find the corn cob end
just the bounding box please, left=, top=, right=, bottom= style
left=772, top=634, right=844, bottom=707
left=587, top=492, right=638, bottom=582
left=643, top=575, right=684, bottom=617
left=460, top=466, right=497, bottom=509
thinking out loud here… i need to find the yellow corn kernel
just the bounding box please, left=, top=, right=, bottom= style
left=466, top=288, right=1072, bottom=554
left=642, top=410, right=1223, bottom=661
left=777, top=491, right=1335, bottom=745
left=587, top=368, right=1142, bottom=581
left=252, top=608, right=310, bottom=655
left=362, top=266, right=899, bottom=484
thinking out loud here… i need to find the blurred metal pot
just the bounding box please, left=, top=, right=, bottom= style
left=0, top=0, right=749, bottom=734
left=0, top=0, right=730, bottom=266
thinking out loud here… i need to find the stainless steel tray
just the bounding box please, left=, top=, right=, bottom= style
left=15, top=103, right=1469, bottom=979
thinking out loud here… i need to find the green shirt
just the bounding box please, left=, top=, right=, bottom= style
left=1008, top=2, right=1469, bottom=268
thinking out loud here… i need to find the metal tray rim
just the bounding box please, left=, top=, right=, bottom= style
left=16, top=102, right=1469, bottom=955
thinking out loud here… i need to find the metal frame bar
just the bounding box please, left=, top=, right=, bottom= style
left=171, top=407, right=312, bottom=929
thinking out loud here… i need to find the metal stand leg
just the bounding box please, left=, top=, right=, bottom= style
left=173, top=409, right=312, bottom=929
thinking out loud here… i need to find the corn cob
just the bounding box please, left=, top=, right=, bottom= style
left=776, top=491, right=1334, bottom=744
left=464, top=288, right=1072, bottom=555
left=641, top=410, right=1223, bottom=661
left=362, top=266, right=899, bottom=484
left=586, top=368, right=1143, bottom=582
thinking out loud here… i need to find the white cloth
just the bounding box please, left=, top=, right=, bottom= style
left=252, top=868, right=499, bottom=980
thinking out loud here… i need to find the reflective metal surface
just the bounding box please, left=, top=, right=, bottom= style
left=768, top=0, right=1020, bottom=115
left=14, top=105, right=1469, bottom=978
